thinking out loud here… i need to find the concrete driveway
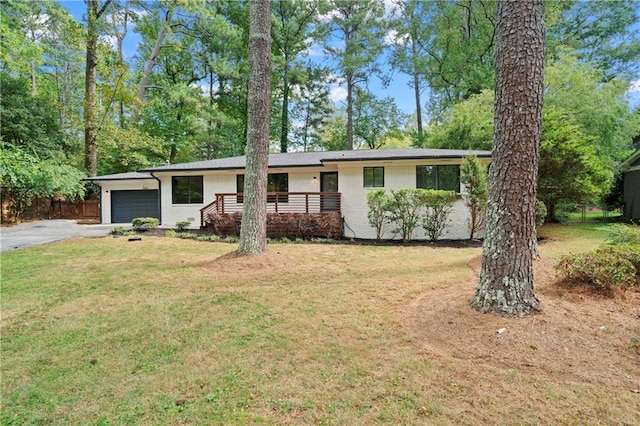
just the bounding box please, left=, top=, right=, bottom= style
left=0, top=220, right=125, bottom=252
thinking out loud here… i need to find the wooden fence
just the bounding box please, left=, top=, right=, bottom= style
left=50, top=199, right=100, bottom=222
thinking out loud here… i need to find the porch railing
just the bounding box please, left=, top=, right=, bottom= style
left=200, top=192, right=341, bottom=228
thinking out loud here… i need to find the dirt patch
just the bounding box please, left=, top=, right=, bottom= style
left=404, top=256, right=640, bottom=390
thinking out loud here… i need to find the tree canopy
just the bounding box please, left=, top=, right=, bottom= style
left=0, top=0, right=638, bottom=212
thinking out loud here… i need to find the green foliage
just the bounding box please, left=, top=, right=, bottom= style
left=535, top=200, right=547, bottom=227
left=131, top=217, right=159, bottom=231
left=602, top=224, right=640, bottom=246
left=165, top=229, right=178, bottom=237
left=420, top=190, right=458, bottom=242
left=547, top=0, right=640, bottom=81
left=538, top=106, right=612, bottom=216
left=423, top=90, right=494, bottom=150
left=366, top=190, right=391, bottom=241
left=175, top=221, right=191, bottom=231
left=353, top=88, right=408, bottom=149
left=398, top=1, right=496, bottom=113
left=556, top=245, right=640, bottom=295
left=97, top=124, right=165, bottom=175
left=110, top=226, right=125, bottom=236
left=0, top=73, right=75, bottom=156
left=544, top=50, right=639, bottom=166
left=386, top=189, right=424, bottom=243
left=460, top=156, right=488, bottom=239
left=0, top=147, right=86, bottom=221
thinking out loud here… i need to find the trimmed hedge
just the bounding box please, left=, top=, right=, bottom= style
left=132, top=217, right=159, bottom=231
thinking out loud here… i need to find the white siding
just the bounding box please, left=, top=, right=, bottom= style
left=148, top=157, right=487, bottom=239
left=156, top=167, right=334, bottom=229
left=335, top=159, right=480, bottom=240
left=98, top=179, right=158, bottom=224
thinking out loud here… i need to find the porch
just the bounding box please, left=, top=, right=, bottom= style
left=200, top=192, right=342, bottom=239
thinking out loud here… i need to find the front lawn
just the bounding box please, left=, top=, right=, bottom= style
left=2, top=224, right=638, bottom=425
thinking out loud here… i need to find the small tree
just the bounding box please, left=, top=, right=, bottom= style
left=421, top=190, right=459, bottom=242
left=367, top=190, right=390, bottom=241
left=460, top=156, right=488, bottom=239
left=387, top=189, right=423, bottom=243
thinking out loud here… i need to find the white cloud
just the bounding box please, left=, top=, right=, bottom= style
left=627, top=79, right=640, bottom=93
left=330, top=86, right=347, bottom=103
left=318, top=9, right=340, bottom=24
left=385, top=0, right=402, bottom=18
left=384, top=29, right=407, bottom=46
left=99, top=34, right=118, bottom=50
left=329, top=76, right=347, bottom=103
left=303, top=38, right=324, bottom=57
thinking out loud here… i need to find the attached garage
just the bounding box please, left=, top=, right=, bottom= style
left=111, top=190, right=159, bottom=223
left=84, top=172, right=160, bottom=225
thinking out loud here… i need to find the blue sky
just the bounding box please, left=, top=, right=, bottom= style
left=59, top=0, right=638, bottom=114
left=58, top=0, right=419, bottom=116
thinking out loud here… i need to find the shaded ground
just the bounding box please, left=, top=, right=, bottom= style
left=404, top=255, right=640, bottom=391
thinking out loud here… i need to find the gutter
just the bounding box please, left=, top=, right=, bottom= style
left=150, top=172, right=162, bottom=224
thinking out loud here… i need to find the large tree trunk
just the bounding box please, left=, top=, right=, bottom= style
left=470, top=0, right=545, bottom=315
left=280, top=61, right=290, bottom=153
left=238, top=0, right=272, bottom=256
left=84, top=1, right=103, bottom=176
left=346, top=72, right=354, bottom=150
left=411, top=36, right=423, bottom=142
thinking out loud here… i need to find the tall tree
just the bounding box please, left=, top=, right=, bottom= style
left=470, top=0, right=545, bottom=315
left=84, top=0, right=113, bottom=176
left=290, top=64, right=333, bottom=152
left=390, top=0, right=430, bottom=143
left=238, top=0, right=272, bottom=256
left=272, top=0, right=320, bottom=153
left=416, top=0, right=496, bottom=115
left=323, top=0, right=387, bottom=150
left=352, top=88, right=407, bottom=149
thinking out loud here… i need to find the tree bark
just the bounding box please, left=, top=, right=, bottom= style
left=470, top=0, right=545, bottom=315
left=238, top=0, right=272, bottom=256
left=411, top=36, right=423, bottom=141
left=346, top=71, right=354, bottom=150
left=84, top=0, right=111, bottom=176
left=280, top=61, right=290, bottom=153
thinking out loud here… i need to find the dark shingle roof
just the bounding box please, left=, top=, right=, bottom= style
left=83, top=171, right=156, bottom=182
left=140, top=148, right=491, bottom=173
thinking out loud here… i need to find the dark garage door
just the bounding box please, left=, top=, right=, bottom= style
left=111, top=190, right=159, bottom=223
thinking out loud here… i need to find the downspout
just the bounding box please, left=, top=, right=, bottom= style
left=150, top=172, right=162, bottom=225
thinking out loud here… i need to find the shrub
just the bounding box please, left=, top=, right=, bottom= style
left=555, top=245, right=640, bottom=295
left=110, top=226, right=125, bottom=236
left=165, top=230, right=178, bottom=237
left=421, top=190, right=458, bottom=242
left=460, top=156, right=488, bottom=239
left=367, top=190, right=391, bottom=241
left=387, top=189, right=423, bottom=243
left=602, top=223, right=640, bottom=246
left=132, top=217, right=159, bottom=231
left=176, top=221, right=191, bottom=231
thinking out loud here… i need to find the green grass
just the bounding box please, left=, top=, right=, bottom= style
left=1, top=224, right=635, bottom=425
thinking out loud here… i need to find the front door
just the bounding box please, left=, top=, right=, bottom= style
left=320, top=172, right=339, bottom=212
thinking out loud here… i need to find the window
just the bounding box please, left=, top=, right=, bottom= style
left=236, top=173, right=289, bottom=203
left=416, top=165, right=460, bottom=192
left=363, top=167, right=384, bottom=187
left=172, top=176, right=203, bottom=204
